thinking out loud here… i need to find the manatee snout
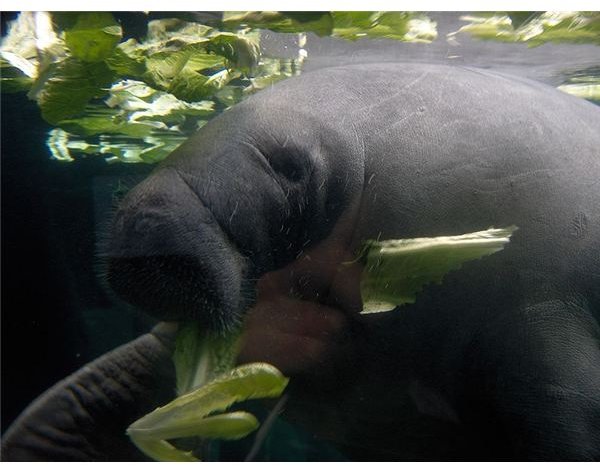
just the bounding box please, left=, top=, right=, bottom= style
left=105, top=169, right=249, bottom=332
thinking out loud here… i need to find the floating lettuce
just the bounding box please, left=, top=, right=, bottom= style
left=451, top=12, right=600, bottom=47
left=61, top=12, right=123, bottom=62
left=221, top=11, right=437, bottom=42
left=1, top=11, right=438, bottom=164
left=449, top=11, right=600, bottom=104
left=330, top=11, right=437, bottom=42
left=128, top=361, right=289, bottom=461
left=127, top=322, right=288, bottom=461
left=358, top=226, right=518, bottom=313
left=558, top=73, right=600, bottom=103
left=2, top=10, right=598, bottom=165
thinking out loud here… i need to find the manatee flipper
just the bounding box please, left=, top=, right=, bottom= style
left=0, top=323, right=177, bottom=461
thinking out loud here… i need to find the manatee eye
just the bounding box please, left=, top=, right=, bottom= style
left=267, top=148, right=308, bottom=184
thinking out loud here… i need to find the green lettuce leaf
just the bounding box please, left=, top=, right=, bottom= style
left=127, top=362, right=288, bottom=461
left=46, top=128, right=188, bottom=164
left=174, top=322, right=243, bottom=396
left=63, top=12, right=122, bottom=62
left=45, top=80, right=216, bottom=163
left=331, top=12, right=437, bottom=42
left=106, top=80, right=215, bottom=123
left=0, top=11, right=65, bottom=90
left=145, top=18, right=214, bottom=49
left=221, top=11, right=438, bottom=43
left=3, top=11, right=440, bottom=164
left=0, top=58, right=34, bottom=93
left=558, top=82, right=600, bottom=102
left=35, top=58, right=115, bottom=124
left=205, top=32, right=261, bottom=72
left=452, top=12, right=600, bottom=47
left=104, top=39, right=147, bottom=77
left=127, top=319, right=288, bottom=461
left=359, top=226, right=518, bottom=313
left=57, top=110, right=156, bottom=138
left=222, top=11, right=334, bottom=37
left=144, top=44, right=231, bottom=101
left=558, top=72, right=600, bottom=102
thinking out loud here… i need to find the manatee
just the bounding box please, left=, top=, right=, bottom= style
left=2, top=63, right=600, bottom=460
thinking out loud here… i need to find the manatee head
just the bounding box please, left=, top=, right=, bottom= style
left=103, top=97, right=363, bottom=334
left=104, top=167, right=251, bottom=333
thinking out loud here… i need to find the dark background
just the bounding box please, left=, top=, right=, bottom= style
left=1, top=86, right=155, bottom=431
left=1, top=11, right=157, bottom=432
left=2, top=11, right=599, bottom=434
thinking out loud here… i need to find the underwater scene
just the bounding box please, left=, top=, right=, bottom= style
left=1, top=11, right=600, bottom=461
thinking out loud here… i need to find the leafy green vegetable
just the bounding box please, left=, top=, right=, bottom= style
left=331, top=11, right=437, bottom=42
left=144, top=45, right=231, bottom=101
left=221, top=11, right=438, bottom=42
left=452, top=12, right=600, bottom=47
left=34, top=58, right=115, bottom=125
left=558, top=72, right=600, bottom=102
left=0, top=12, right=64, bottom=94
left=46, top=128, right=189, bottom=163
left=358, top=226, right=518, bottom=313
left=205, top=32, right=261, bottom=73
left=222, top=11, right=335, bottom=37
left=130, top=363, right=289, bottom=436
left=104, top=39, right=147, bottom=76
left=506, top=12, right=542, bottom=29
left=128, top=360, right=288, bottom=461
left=559, top=82, right=600, bottom=102
left=106, top=80, right=215, bottom=122
left=174, top=322, right=243, bottom=396
left=0, top=58, right=33, bottom=93
left=1, top=11, right=440, bottom=164
left=4, top=10, right=595, bottom=164
left=126, top=322, right=288, bottom=461
left=57, top=109, right=156, bottom=138
left=63, top=12, right=122, bottom=62
left=0, top=11, right=65, bottom=78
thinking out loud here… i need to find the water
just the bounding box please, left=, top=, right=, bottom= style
left=1, top=11, right=599, bottom=461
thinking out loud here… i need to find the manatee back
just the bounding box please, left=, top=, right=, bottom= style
left=244, top=63, right=600, bottom=306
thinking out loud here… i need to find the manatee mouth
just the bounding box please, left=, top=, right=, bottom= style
left=107, top=253, right=249, bottom=333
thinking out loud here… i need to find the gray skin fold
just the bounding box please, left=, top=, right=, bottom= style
left=2, top=63, right=600, bottom=460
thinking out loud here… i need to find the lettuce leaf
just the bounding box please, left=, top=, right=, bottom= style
left=221, top=11, right=438, bottom=43
left=127, top=321, right=288, bottom=462
left=104, top=39, right=147, bottom=77
left=452, top=12, right=600, bottom=47
left=222, top=11, right=334, bottom=37
left=35, top=58, right=115, bottom=125
left=63, top=12, right=122, bottom=62
left=1, top=11, right=440, bottom=163
left=128, top=362, right=288, bottom=461
left=331, top=11, right=437, bottom=42
left=359, top=226, right=518, bottom=313
left=144, top=45, right=231, bottom=101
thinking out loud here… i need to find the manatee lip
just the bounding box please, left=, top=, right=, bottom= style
left=107, top=252, right=246, bottom=333
left=105, top=207, right=248, bottom=333
left=102, top=165, right=256, bottom=333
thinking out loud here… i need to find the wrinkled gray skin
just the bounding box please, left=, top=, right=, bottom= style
left=3, top=63, right=600, bottom=460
